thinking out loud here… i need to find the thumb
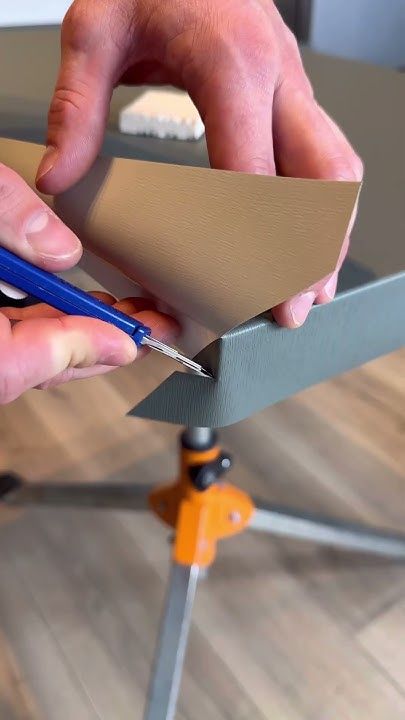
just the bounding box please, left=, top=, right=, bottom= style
left=36, top=13, right=120, bottom=195
left=0, top=163, right=82, bottom=272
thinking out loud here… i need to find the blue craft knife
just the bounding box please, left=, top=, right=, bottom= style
left=0, top=246, right=212, bottom=378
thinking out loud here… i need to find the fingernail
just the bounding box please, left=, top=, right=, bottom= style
left=0, top=281, right=27, bottom=300
left=36, top=145, right=57, bottom=183
left=25, top=210, right=81, bottom=259
left=324, top=273, right=338, bottom=300
left=290, top=291, right=315, bottom=327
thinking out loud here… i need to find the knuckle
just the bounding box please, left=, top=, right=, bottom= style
left=0, top=369, right=18, bottom=405
left=63, top=0, right=133, bottom=53
left=166, top=3, right=277, bottom=89
left=0, top=166, right=28, bottom=218
left=53, top=316, right=85, bottom=368
left=48, top=85, right=86, bottom=127
left=62, top=1, right=95, bottom=51
left=235, top=21, right=275, bottom=71
left=240, top=154, right=274, bottom=174
left=0, top=165, right=24, bottom=205
left=283, top=26, right=300, bottom=58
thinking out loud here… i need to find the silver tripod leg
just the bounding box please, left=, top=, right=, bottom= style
left=250, top=501, right=405, bottom=557
left=0, top=474, right=151, bottom=511
left=144, top=562, right=200, bottom=720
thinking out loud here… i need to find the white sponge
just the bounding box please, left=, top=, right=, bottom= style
left=119, top=89, right=205, bottom=141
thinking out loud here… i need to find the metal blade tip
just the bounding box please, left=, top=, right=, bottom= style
left=142, top=336, right=213, bottom=378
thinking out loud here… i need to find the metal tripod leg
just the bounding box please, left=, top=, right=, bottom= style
left=144, top=563, right=199, bottom=720
left=0, top=473, right=152, bottom=511
left=250, top=501, right=405, bottom=557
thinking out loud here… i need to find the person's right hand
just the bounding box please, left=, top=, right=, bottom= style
left=37, top=0, right=362, bottom=329
left=0, top=164, right=176, bottom=404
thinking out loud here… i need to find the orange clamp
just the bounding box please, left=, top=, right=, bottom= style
left=149, top=443, right=254, bottom=568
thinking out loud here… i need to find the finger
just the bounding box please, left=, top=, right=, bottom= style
left=313, top=232, right=350, bottom=305
left=93, top=291, right=116, bottom=305
left=314, top=271, right=338, bottom=306
left=38, top=305, right=180, bottom=388
left=272, top=236, right=349, bottom=327
left=168, top=2, right=280, bottom=173
left=186, top=23, right=277, bottom=174
left=0, top=163, right=82, bottom=271
left=37, top=2, right=278, bottom=192
left=273, top=231, right=349, bottom=323
left=111, top=298, right=180, bottom=346
left=272, top=75, right=362, bottom=327
left=133, top=309, right=180, bottom=343
left=196, top=82, right=276, bottom=175
left=37, top=363, right=116, bottom=389
left=1, top=305, right=63, bottom=322
left=0, top=291, right=117, bottom=321
left=36, top=3, right=123, bottom=195
left=1, top=295, right=177, bottom=342
left=273, top=75, right=363, bottom=181
left=0, top=314, right=136, bottom=405
left=113, top=297, right=159, bottom=315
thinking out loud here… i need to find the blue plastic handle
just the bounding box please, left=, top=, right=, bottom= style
left=0, top=246, right=151, bottom=347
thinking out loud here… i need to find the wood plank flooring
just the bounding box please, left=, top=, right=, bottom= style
left=0, top=344, right=404, bottom=719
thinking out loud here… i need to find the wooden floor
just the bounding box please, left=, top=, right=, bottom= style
left=0, top=347, right=404, bottom=720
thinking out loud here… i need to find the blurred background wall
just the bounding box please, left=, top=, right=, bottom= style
left=277, top=0, right=405, bottom=68
left=0, top=1, right=70, bottom=27
left=308, top=0, right=405, bottom=67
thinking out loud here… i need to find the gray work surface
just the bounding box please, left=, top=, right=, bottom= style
left=0, top=27, right=404, bottom=427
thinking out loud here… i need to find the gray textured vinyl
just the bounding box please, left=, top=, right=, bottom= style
left=130, top=274, right=405, bottom=427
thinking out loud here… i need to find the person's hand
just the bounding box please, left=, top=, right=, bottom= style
left=0, top=164, right=176, bottom=403
left=36, top=0, right=363, bottom=328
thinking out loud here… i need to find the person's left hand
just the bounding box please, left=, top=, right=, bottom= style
left=0, top=293, right=176, bottom=394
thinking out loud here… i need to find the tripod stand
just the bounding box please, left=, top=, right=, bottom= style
left=2, top=425, right=405, bottom=720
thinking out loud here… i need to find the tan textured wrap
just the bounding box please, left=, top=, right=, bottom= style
left=0, top=138, right=359, bottom=335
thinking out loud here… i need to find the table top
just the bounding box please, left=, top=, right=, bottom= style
left=0, top=26, right=404, bottom=427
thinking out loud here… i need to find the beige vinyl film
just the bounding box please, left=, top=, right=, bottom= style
left=0, top=138, right=359, bottom=335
